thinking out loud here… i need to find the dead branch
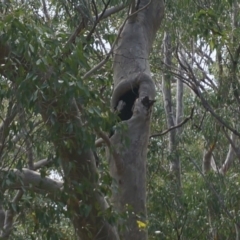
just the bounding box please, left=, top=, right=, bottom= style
left=150, top=107, right=194, bottom=138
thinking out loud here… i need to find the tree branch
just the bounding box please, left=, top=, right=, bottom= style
left=0, top=190, right=23, bottom=239
left=176, top=47, right=240, bottom=137
left=11, top=120, right=43, bottom=144
left=220, top=129, right=240, bottom=174
left=33, top=158, right=53, bottom=170
left=65, top=4, right=127, bottom=48
left=41, top=0, right=50, bottom=21
left=0, top=103, right=18, bottom=147
left=19, top=109, right=34, bottom=170
left=83, top=0, right=153, bottom=80
left=150, top=107, right=194, bottom=138
left=189, top=156, right=236, bottom=222
left=96, top=130, right=123, bottom=172
left=0, top=168, right=63, bottom=193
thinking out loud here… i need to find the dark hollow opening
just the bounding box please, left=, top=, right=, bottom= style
left=116, top=87, right=139, bottom=121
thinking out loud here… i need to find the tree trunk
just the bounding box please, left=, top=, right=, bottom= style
left=162, top=32, right=181, bottom=187
left=39, top=107, right=120, bottom=240
left=110, top=1, right=164, bottom=239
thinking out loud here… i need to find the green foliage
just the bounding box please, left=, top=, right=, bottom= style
left=0, top=0, right=123, bottom=238
left=1, top=0, right=240, bottom=239
left=148, top=0, right=240, bottom=236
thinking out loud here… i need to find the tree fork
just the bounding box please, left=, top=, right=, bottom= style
left=110, top=0, right=164, bottom=239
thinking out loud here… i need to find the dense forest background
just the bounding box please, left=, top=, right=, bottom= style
left=0, top=0, right=240, bottom=239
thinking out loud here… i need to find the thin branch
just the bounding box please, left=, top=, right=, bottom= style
left=96, top=130, right=123, bottom=173
left=33, top=158, right=53, bottom=170
left=83, top=0, right=152, bottom=80
left=85, top=0, right=111, bottom=42
left=64, top=19, right=87, bottom=47
left=65, top=4, right=127, bottom=48
left=19, top=109, right=34, bottom=170
left=150, top=107, right=194, bottom=138
left=176, top=46, right=240, bottom=137
left=96, top=130, right=111, bottom=148
left=41, top=0, right=50, bottom=21
left=198, top=91, right=240, bottom=137
left=95, top=29, right=108, bottom=55
left=178, top=43, right=217, bottom=90
left=11, top=120, right=43, bottom=144
left=59, top=3, right=128, bottom=64
left=193, top=110, right=206, bottom=131
left=220, top=129, right=240, bottom=174
left=0, top=157, right=53, bottom=238
left=189, top=156, right=236, bottom=222
left=91, top=0, right=99, bottom=22
left=196, top=47, right=214, bottom=64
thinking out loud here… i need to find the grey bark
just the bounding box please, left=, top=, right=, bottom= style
left=0, top=168, right=63, bottom=192
left=0, top=206, right=5, bottom=230
left=0, top=2, right=164, bottom=239
left=232, top=2, right=240, bottom=237
left=162, top=32, right=181, bottom=187
left=42, top=114, right=120, bottom=240
left=220, top=132, right=236, bottom=174
left=176, top=66, right=184, bottom=133
left=110, top=0, right=164, bottom=239
left=0, top=191, right=23, bottom=239
left=235, top=223, right=240, bottom=240
left=0, top=3, right=133, bottom=238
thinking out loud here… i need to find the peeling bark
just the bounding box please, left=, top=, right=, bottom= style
left=110, top=1, right=164, bottom=239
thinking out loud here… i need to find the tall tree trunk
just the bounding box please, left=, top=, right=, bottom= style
left=110, top=1, right=164, bottom=239
left=162, top=32, right=181, bottom=187
left=231, top=2, right=240, bottom=238
left=176, top=66, right=184, bottom=131
left=40, top=105, right=120, bottom=240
